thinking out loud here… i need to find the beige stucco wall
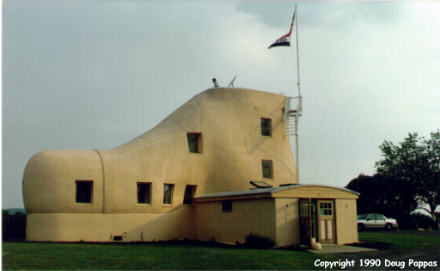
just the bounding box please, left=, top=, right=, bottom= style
left=23, top=150, right=104, bottom=214
left=335, top=199, right=359, bottom=244
left=27, top=206, right=196, bottom=242
left=193, top=198, right=276, bottom=245
left=274, top=196, right=358, bottom=247
left=274, top=198, right=300, bottom=247
left=23, top=88, right=297, bottom=241
left=272, top=186, right=358, bottom=246
left=193, top=190, right=359, bottom=247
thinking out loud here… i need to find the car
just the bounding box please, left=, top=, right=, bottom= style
left=357, top=213, right=398, bottom=231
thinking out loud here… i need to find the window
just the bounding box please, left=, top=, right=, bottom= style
left=222, top=200, right=232, bottom=212
left=137, top=182, right=151, bottom=204
left=262, top=160, right=273, bottom=179
left=163, top=184, right=174, bottom=205
left=183, top=185, right=197, bottom=205
left=319, top=202, right=333, bottom=216
left=187, top=133, right=202, bottom=153
left=376, top=214, right=386, bottom=220
left=367, top=214, right=375, bottom=220
left=76, top=180, right=93, bottom=203
left=261, top=118, right=272, bottom=136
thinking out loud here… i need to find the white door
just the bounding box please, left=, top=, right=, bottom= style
left=317, top=200, right=336, bottom=244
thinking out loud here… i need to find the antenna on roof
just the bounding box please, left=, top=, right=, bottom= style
left=227, top=75, right=237, bottom=88
left=212, top=78, right=219, bottom=88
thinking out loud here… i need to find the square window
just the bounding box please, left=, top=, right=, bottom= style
left=222, top=200, right=232, bottom=212
left=319, top=202, right=333, bottom=216
left=183, top=185, right=197, bottom=205
left=262, top=160, right=273, bottom=179
left=163, top=184, right=174, bottom=205
left=76, top=180, right=93, bottom=203
left=137, top=182, right=151, bottom=204
left=261, top=118, right=272, bottom=136
left=187, top=133, right=202, bottom=153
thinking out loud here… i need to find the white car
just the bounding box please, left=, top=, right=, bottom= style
left=357, top=213, right=398, bottom=231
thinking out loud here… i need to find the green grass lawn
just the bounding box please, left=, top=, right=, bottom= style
left=358, top=230, right=440, bottom=250
left=2, top=242, right=332, bottom=270
left=3, top=230, right=439, bottom=270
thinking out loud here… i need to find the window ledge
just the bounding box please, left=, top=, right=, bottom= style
left=136, top=203, right=151, bottom=206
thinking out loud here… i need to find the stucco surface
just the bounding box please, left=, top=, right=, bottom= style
left=26, top=207, right=195, bottom=242
left=335, top=199, right=359, bottom=244
left=193, top=198, right=276, bottom=245
left=24, top=88, right=296, bottom=215
left=22, top=87, right=358, bottom=245
left=275, top=198, right=300, bottom=247
left=23, top=88, right=297, bottom=241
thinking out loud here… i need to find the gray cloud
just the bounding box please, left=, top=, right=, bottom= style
left=3, top=1, right=439, bottom=208
left=236, top=1, right=406, bottom=29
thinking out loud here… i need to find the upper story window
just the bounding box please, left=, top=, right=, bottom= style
left=183, top=185, right=197, bottom=205
left=76, top=180, right=93, bottom=203
left=163, top=183, right=174, bottom=205
left=261, top=118, right=272, bottom=136
left=187, top=133, right=202, bottom=153
left=262, top=160, right=273, bottom=179
left=137, top=182, right=151, bottom=204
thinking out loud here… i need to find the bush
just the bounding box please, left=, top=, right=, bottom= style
left=411, top=213, right=434, bottom=229
left=243, top=233, right=274, bottom=249
left=2, top=210, right=26, bottom=241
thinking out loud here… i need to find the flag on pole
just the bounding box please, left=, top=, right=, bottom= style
left=268, top=7, right=296, bottom=49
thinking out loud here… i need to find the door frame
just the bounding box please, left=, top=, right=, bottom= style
left=317, top=199, right=336, bottom=244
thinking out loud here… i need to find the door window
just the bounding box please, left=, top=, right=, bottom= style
left=319, top=202, right=333, bottom=216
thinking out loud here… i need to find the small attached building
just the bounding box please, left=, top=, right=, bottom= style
left=193, top=184, right=359, bottom=247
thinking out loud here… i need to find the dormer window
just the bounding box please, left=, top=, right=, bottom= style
left=187, top=133, right=202, bottom=153
left=261, top=118, right=272, bottom=136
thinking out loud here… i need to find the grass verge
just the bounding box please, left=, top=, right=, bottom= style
left=358, top=230, right=440, bottom=250
left=3, top=242, right=333, bottom=270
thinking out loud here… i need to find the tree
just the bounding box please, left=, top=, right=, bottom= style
left=375, top=130, right=440, bottom=228
left=346, top=174, right=386, bottom=214
left=346, top=173, right=416, bottom=227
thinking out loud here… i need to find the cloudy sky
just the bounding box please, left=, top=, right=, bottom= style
left=3, top=1, right=440, bottom=208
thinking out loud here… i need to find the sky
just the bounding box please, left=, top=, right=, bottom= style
left=3, top=1, right=440, bottom=209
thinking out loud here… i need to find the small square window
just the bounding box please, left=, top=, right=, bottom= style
left=261, top=118, right=272, bottom=136
left=137, top=182, right=151, bottom=204
left=163, top=184, right=174, bottom=205
left=319, top=202, right=333, bottom=216
left=262, top=160, right=273, bottom=179
left=222, top=200, right=232, bottom=212
left=183, top=185, right=197, bottom=205
left=76, top=180, right=93, bottom=203
left=187, top=133, right=202, bottom=153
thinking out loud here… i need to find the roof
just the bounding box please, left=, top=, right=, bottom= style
left=195, top=184, right=359, bottom=202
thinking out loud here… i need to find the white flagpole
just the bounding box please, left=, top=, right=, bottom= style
left=295, top=4, right=301, bottom=98
left=294, top=4, right=301, bottom=184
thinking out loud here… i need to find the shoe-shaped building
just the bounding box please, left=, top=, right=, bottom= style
left=23, top=88, right=359, bottom=246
